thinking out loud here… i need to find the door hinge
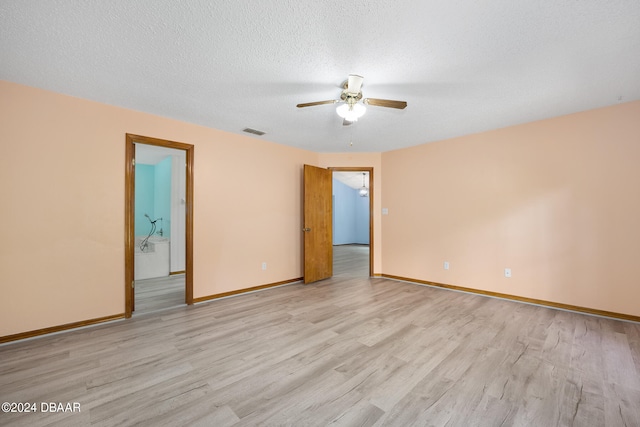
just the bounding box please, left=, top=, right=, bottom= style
left=131, top=281, right=135, bottom=289
left=132, top=158, right=136, bottom=166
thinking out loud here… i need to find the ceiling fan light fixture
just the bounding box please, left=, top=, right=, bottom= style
left=336, top=103, right=366, bottom=122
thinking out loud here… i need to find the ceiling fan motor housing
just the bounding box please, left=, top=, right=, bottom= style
left=340, top=90, right=363, bottom=106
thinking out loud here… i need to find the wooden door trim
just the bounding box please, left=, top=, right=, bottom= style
left=329, top=167, right=374, bottom=277
left=125, top=133, right=194, bottom=318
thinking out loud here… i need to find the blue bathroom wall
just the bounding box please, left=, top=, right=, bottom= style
left=333, top=179, right=369, bottom=245
left=135, top=160, right=172, bottom=238
left=154, top=157, right=172, bottom=239
left=135, top=164, right=155, bottom=236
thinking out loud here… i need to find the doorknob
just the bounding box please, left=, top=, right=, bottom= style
left=302, top=227, right=311, bottom=232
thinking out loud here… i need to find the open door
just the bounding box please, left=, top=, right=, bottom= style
left=303, top=164, right=333, bottom=283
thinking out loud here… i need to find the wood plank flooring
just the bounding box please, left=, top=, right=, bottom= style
left=134, top=274, right=185, bottom=314
left=2, top=254, right=639, bottom=426
left=133, top=244, right=369, bottom=315
left=333, top=244, right=369, bottom=277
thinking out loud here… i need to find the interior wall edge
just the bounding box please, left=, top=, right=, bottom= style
left=192, top=277, right=303, bottom=304
left=0, top=313, right=126, bottom=345
left=382, top=274, right=640, bottom=323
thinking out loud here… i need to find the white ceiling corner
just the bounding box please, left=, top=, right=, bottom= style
left=135, top=144, right=185, bottom=165
left=333, top=171, right=370, bottom=190
left=2, top=1, right=639, bottom=153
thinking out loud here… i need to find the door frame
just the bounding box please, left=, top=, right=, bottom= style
left=329, top=167, right=374, bottom=277
left=125, top=133, right=194, bottom=318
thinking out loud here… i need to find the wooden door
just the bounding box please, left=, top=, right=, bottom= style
left=303, top=164, right=333, bottom=283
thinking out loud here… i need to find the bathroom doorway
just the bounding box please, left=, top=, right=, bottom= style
left=125, top=134, right=194, bottom=317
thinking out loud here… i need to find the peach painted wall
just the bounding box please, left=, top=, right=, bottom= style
left=381, top=101, right=640, bottom=317
left=0, top=80, right=317, bottom=337
left=3, top=78, right=637, bottom=338
left=317, top=152, right=383, bottom=274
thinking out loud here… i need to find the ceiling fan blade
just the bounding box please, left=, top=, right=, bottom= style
left=342, top=118, right=353, bottom=126
left=347, top=74, right=364, bottom=93
left=363, top=98, right=407, bottom=109
left=296, top=100, right=337, bottom=108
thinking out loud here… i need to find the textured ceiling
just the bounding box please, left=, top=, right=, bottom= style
left=2, top=1, right=639, bottom=152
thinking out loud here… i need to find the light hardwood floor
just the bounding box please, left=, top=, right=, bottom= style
left=1, top=253, right=639, bottom=426
left=333, top=244, right=369, bottom=277
left=134, top=274, right=186, bottom=314
left=133, top=245, right=370, bottom=315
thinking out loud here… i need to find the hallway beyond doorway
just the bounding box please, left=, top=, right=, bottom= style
left=333, top=244, right=369, bottom=277
left=134, top=274, right=185, bottom=314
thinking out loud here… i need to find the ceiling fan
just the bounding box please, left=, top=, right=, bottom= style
left=296, top=74, right=407, bottom=125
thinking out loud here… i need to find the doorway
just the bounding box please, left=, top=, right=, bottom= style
left=303, top=165, right=373, bottom=283
left=330, top=167, right=373, bottom=277
left=125, top=134, right=194, bottom=318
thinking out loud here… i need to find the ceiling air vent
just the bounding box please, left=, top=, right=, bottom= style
left=242, top=128, right=266, bottom=136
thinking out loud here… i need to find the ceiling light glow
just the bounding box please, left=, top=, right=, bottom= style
left=336, top=103, right=366, bottom=122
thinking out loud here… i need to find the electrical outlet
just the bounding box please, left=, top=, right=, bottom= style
left=444, top=261, right=450, bottom=270
left=262, top=262, right=267, bottom=270
left=504, top=268, right=511, bottom=278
